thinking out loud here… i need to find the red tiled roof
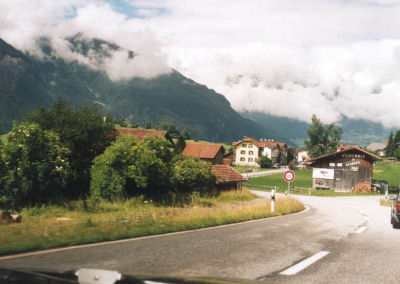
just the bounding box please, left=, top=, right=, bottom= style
left=117, top=128, right=168, bottom=141
left=336, top=144, right=361, bottom=152
left=211, top=165, right=248, bottom=183
left=182, top=143, right=224, bottom=159
left=232, top=137, right=287, bottom=150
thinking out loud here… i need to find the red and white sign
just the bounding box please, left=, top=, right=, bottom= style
left=283, top=170, right=295, bottom=182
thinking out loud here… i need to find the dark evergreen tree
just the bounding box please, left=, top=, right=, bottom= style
left=176, top=134, right=186, bottom=153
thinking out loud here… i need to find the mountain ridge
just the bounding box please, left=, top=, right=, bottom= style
left=0, top=36, right=289, bottom=144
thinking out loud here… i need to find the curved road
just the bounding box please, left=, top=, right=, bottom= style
left=0, top=191, right=399, bottom=283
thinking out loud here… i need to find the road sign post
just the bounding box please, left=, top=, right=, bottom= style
left=283, top=170, right=295, bottom=200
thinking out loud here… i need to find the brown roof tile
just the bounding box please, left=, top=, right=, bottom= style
left=211, top=165, right=248, bottom=183
left=116, top=128, right=168, bottom=141
left=182, top=143, right=224, bottom=159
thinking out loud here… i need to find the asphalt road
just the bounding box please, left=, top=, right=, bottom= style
left=1, top=191, right=399, bottom=283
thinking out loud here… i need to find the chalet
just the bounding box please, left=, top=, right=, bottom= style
left=116, top=128, right=175, bottom=147
left=232, top=137, right=288, bottom=167
left=309, top=146, right=380, bottom=192
left=366, top=142, right=387, bottom=157
left=182, top=143, right=225, bottom=164
left=211, top=164, right=248, bottom=190
left=296, top=150, right=309, bottom=164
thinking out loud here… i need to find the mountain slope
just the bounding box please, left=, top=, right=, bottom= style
left=0, top=37, right=287, bottom=143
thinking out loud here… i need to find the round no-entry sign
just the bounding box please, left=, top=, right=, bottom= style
left=283, top=170, right=295, bottom=182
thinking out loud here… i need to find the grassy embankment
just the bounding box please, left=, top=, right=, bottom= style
left=231, top=165, right=275, bottom=173
left=246, top=168, right=388, bottom=196
left=0, top=189, right=304, bottom=256
left=373, top=160, right=400, bottom=190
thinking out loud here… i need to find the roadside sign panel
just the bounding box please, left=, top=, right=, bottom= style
left=283, top=170, right=295, bottom=182
left=312, top=168, right=334, bottom=180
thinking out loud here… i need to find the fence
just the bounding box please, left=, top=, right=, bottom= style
left=244, top=183, right=311, bottom=193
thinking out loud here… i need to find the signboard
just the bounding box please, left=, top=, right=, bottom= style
left=312, top=168, right=334, bottom=180
left=283, top=170, right=295, bottom=182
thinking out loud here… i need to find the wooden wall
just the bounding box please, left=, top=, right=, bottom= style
left=312, top=150, right=373, bottom=192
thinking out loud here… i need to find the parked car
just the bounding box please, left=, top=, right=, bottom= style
left=390, top=193, right=400, bottom=229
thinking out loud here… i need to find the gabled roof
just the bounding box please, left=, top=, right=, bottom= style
left=336, top=144, right=362, bottom=152
left=182, top=143, right=224, bottom=159
left=117, top=128, right=169, bottom=141
left=211, top=165, right=248, bottom=183
left=233, top=137, right=288, bottom=150
left=366, top=142, right=387, bottom=152
left=309, top=146, right=381, bottom=163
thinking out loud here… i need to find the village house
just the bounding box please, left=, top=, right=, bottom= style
left=232, top=136, right=288, bottom=167
left=309, top=146, right=380, bottom=192
left=366, top=142, right=387, bottom=157
left=182, top=143, right=225, bottom=164
left=296, top=150, right=309, bottom=164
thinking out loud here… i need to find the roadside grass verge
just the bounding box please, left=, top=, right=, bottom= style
left=0, top=189, right=303, bottom=256
left=380, top=199, right=394, bottom=207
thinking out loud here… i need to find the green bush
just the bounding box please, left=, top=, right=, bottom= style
left=258, top=156, right=272, bottom=168
left=90, top=134, right=171, bottom=200
left=0, top=122, right=70, bottom=210
left=170, top=156, right=216, bottom=194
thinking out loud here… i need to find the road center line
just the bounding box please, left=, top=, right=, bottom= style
left=355, top=226, right=367, bottom=234
left=279, top=251, right=330, bottom=276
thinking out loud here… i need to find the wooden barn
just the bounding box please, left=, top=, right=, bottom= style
left=309, top=146, right=380, bottom=192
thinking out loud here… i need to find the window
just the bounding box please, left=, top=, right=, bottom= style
left=248, top=158, right=253, bottom=162
left=329, top=162, right=335, bottom=167
left=240, top=150, right=245, bottom=154
left=337, top=163, right=342, bottom=167
left=240, top=157, right=245, bottom=161
left=242, top=144, right=247, bottom=148
left=249, top=151, right=253, bottom=155
left=248, top=144, right=253, bottom=148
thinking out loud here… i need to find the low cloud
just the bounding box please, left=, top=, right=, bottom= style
left=0, top=1, right=170, bottom=80
left=2, top=0, right=400, bottom=127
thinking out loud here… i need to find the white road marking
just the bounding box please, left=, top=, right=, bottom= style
left=355, top=226, right=367, bottom=234
left=279, top=251, right=330, bottom=276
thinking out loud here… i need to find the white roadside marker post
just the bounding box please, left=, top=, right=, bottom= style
left=271, top=189, right=275, bottom=213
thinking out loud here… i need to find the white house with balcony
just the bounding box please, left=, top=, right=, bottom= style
left=232, top=136, right=288, bottom=167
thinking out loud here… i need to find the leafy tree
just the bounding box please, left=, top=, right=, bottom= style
left=175, top=134, right=186, bottom=153
left=181, top=129, right=191, bottom=140
left=22, top=100, right=115, bottom=198
left=90, top=135, right=171, bottom=201
left=0, top=123, right=70, bottom=210
left=159, top=122, right=180, bottom=138
left=170, top=156, right=216, bottom=194
left=145, top=121, right=154, bottom=129
left=304, top=114, right=342, bottom=158
left=258, top=156, right=272, bottom=168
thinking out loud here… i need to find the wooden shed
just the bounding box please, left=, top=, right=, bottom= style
left=309, top=146, right=380, bottom=192
left=211, top=165, right=247, bottom=190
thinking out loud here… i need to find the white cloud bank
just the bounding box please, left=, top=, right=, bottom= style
left=2, top=0, right=400, bottom=127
